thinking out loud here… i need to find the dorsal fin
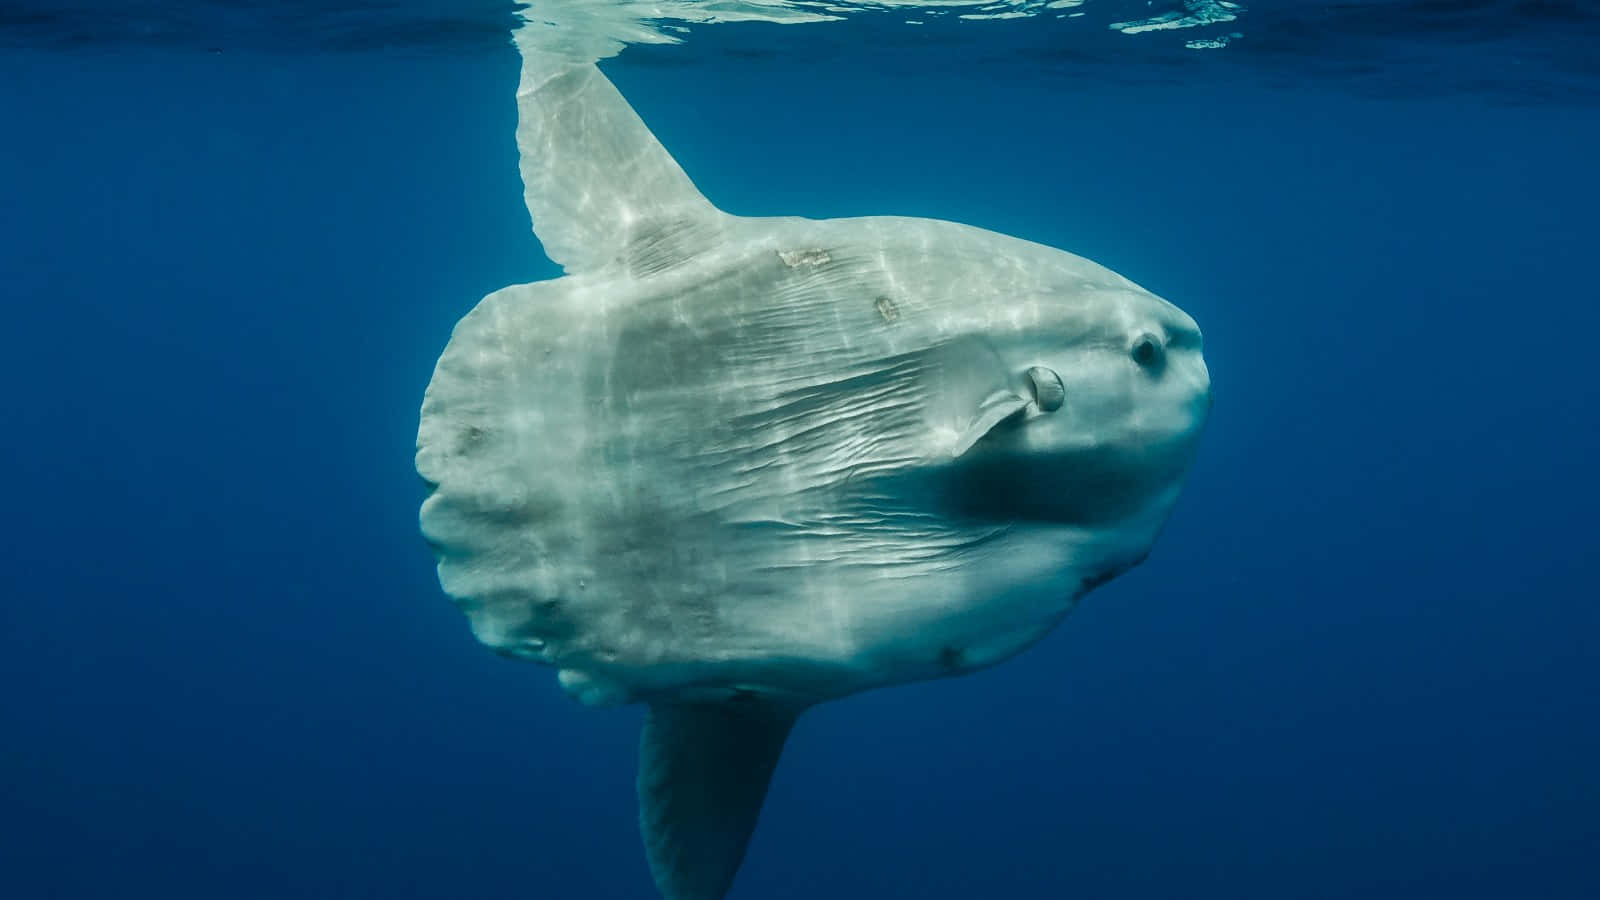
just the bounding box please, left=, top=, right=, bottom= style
left=638, top=703, right=799, bottom=900
left=515, top=53, right=723, bottom=274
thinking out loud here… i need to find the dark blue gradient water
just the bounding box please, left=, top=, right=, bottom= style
left=2, top=5, right=1597, bottom=898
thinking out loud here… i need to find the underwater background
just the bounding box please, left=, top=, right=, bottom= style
left=3, top=2, right=1598, bottom=898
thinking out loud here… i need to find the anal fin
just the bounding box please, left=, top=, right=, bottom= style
left=638, top=702, right=799, bottom=900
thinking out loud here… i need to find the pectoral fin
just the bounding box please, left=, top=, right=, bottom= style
left=951, top=390, right=1030, bottom=457
left=924, top=336, right=1030, bottom=458
left=638, top=703, right=799, bottom=900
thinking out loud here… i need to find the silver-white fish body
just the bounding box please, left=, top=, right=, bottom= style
left=416, top=53, right=1210, bottom=900
left=418, top=211, right=1204, bottom=707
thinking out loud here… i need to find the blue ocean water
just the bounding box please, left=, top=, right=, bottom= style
left=2, top=2, right=1598, bottom=898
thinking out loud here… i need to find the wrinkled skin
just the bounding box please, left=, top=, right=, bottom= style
left=418, top=212, right=1210, bottom=708
left=415, top=54, right=1211, bottom=900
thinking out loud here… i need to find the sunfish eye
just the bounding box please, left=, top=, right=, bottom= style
left=1025, top=365, right=1065, bottom=412
left=1131, top=333, right=1164, bottom=368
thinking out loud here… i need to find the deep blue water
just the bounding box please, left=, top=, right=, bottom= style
left=3, top=4, right=1599, bottom=899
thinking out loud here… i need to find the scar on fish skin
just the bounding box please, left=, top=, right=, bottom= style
left=778, top=248, right=831, bottom=268
left=938, top=645, right=967, bottom=671
left=1081, top=569, right=1118, bottom=592
left=457, top=424, right=487, bottom=452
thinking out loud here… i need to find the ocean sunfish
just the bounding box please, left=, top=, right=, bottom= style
left=416, top=55, right=1211, bottom=900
